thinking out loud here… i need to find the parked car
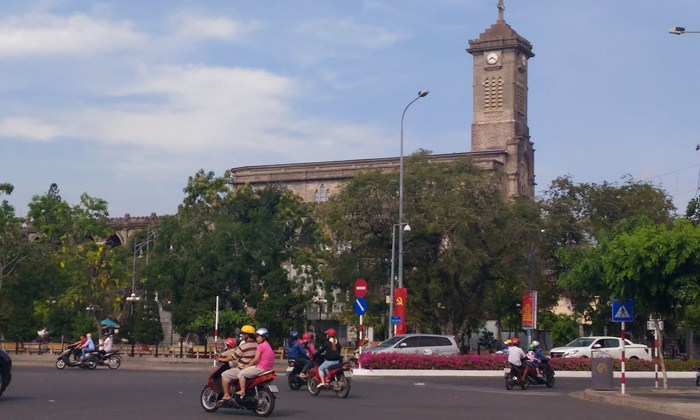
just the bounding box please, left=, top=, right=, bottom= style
left=363, top=334, right=460, bottom=356
left=548, top=336, right=651, bottom=361
left=0, top=349, right=12, bottom=398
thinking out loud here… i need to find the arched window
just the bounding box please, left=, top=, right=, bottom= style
left=314, top=184, right=331, bottom=203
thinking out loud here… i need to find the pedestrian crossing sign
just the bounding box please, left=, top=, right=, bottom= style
left=612, top=299, right=634, bottom=322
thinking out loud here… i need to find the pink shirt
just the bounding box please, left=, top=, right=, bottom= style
left=256, top=341, right=275, bottom=371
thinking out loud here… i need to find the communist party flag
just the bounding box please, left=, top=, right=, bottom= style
left=394, top=288, right=407, bottom=335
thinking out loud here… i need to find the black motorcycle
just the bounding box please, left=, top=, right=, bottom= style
left=524, top=355, right=555, bottom=388
left=55, top=345, right=99, bottom=370
left=286, top=358, right=309, bottom=390
left=95, top=350, right=122, bottom=369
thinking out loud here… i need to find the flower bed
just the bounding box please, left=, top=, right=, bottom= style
left=357, top=352, right=697, bottom=372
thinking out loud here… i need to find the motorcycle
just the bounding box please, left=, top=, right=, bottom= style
left=286, top=358, right=309, bottom=390
left=524, top=355, right=555, bottom=388
left=95, top=350, right=122, bottom=369
left=306, top=358, right=354, bottom=398
left=504, top=356, right=555, bottom=390
left=55, top=345, right=99, bottom=370
left=504, top=362, right=530, bottom=390
left=200, top=362, right=279, bottom=417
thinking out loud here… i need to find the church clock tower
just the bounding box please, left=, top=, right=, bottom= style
left=467, top=0, right=535, bottom=197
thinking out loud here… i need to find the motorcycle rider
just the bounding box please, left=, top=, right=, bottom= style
left=219, top=325, right=258, bottom=403
left=236, top=327, right=275, bottom=396
left=315, top=328, right=342, bottom=388
left=287, top=331, right=311, bottom=379
left=507, top=338, right=527, bottom=382
left=79, top=333, right=95, bottom=360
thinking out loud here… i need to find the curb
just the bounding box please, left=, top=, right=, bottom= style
left=577, top=389, right=700, bottom=420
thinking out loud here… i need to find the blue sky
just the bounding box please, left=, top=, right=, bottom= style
left=1, top=1, right=699, bottom=217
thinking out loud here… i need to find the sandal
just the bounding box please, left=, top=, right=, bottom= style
left=217, top=397, right=231, bottom=404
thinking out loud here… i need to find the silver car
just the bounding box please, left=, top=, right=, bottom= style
left=364, top=334, right=460, bottom=356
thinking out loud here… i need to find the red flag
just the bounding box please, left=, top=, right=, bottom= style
left=394, top=288, right=407, bottom=335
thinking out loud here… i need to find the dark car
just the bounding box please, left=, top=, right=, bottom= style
left=0, top=349, right=11, bottom=398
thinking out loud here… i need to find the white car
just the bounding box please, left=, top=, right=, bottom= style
left=548, top=336, right=651, bottom=361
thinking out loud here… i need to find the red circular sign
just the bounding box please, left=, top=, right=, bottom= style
left=354, top=278, right=368, bottom=297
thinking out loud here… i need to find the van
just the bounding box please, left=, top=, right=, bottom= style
left=364, top=334, right=459, bottom=356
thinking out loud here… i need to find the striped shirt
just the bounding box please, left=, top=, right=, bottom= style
left=235, top=341, right=258, bottom=368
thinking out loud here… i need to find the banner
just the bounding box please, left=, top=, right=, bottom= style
left=394, top=288, right=407, bottom=335
left=521, top=290, right=537, bottom=330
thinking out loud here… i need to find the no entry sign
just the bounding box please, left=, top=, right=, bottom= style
left=354, top=278, right=368, bottom=297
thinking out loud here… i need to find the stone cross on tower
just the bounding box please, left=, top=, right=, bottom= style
left=497, top=0, right=505, bottom=22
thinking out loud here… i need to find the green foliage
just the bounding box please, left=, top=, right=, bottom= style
left=549, top=315, right=579, bottom=347
left=185, top=308, right=253, bottom=343
left=149, top=170, right=321, bottom=341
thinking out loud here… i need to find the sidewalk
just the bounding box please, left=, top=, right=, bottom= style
left=11, top=352, right=700, bottom=419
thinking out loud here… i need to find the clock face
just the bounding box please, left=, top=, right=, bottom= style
left=486, top=52, right=499, bottom=65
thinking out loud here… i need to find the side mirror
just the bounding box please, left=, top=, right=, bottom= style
left=398, top=342, right=407, bottom=348
left=593, top=343, right=602, bottom=348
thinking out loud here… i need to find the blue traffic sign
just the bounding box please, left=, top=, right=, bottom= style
left=390, top=316, right=401, bottom=325
left=612, top=299, right=634, bottom=322
left=353, top=297, right=367, bottom=315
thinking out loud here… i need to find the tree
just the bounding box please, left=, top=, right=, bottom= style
left=0, top=183, right=27, bottom=294
left=149, top=170, right=320, bottom=341
left=317, top=151, right=547, bottom=347
left=562, top=217, right=700, bottom=388
left=543, top=175, right=676, bottom=329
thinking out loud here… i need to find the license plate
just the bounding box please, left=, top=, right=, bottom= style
left=267, top=385, right=279, bottom=394
left=285, top=366, right=293, bottom=372
left=344, top=370, right=353, bottom=378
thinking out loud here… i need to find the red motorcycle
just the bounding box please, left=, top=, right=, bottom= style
left=306, top=358, right=354, bottom=398
left=200, top=362, right=279, bottom=417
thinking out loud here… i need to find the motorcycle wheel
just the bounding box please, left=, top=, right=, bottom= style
left=106, top=355, right=121, bottom=370
left=288, top=372, right=302, bottom=390
left=307, top=376, right=321, bottom=396
left=200, top=386, right=220, bottom=412
left=253, top=388, right=275, bottom=417
left=520, top=378, right=529, bottom=390
left=86, top=358, right=98, bottom=370
left=505, top=375, right=514, bottom=390
left=696, top=376, right=700, bottom=387
left=333, top=375, right=351, bottom=399
left=56, top=359, right=66, bottom=370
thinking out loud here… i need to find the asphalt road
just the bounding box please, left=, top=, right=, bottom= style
left=0, top=366, right=690, bottom=420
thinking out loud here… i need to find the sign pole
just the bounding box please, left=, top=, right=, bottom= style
left=654, top=326, right=659, bottom=388
left=621, top=321, right=626, bottom=395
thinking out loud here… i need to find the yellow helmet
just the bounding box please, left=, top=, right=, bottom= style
left=241, top=325, right=255, bottom=334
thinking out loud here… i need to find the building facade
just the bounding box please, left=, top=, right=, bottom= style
left=231, top=2, right=535, bottom=203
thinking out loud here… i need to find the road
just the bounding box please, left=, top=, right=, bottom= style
left=0, top=366, right=688, bottom=419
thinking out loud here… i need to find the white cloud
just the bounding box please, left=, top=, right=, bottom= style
left=172, top=14, right=258, bottom=43
left=0, top=117, right=60, bottom=141
left=295, top=18, right=408, bottom=50
left=0, top=12, right=145, bottom=58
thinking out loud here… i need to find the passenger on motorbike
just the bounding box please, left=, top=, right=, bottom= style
left=526, top=341, right=544, bottom=377
left=501, top=339, right=512, bottom=355
left=236, top=328, right=275, bottom=396
left=219, top=325, right=258, bottom=403
left=507, top=338, right=527, bottom=381
left=217, top=337, right=238, bottom=363
left=79, top=333, right=95, bottom=360
left=70, top=335, right=86, bottom=361
left=299, top=333, right=315, bottom=378
left=315, top=328, right=342, bottom=388
left=287, top=331, right=311, bottom=378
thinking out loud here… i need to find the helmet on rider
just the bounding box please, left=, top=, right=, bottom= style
left=531, top=340, right=539, bottom=348
left=302, top=333, right=312, bottom=341
left=225, top=337, right=237, bottom=348
left=504, top=339, right=512, bottom=346
left=255, top=327, right=270, bottom=339
left=512, top=337, right=520, bottom=345
left=324, top=328, right=336, bottom=338
left=241, top=325, right=256, bottom=335
left=528, top=343, right=537, bottom=351
left=290, top=331, right=299, bottom=341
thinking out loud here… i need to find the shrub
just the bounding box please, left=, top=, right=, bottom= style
left=357, top=352, right=697, bottom=372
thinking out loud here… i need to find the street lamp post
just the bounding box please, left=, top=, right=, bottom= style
left=668, top=27, right=700, bottom=35
left=388, top=222, right=411, bottom=338
left=126, top=229, right=158, bottom=356
left=398, top=90, right=428, bottom=291
left=395, top=89, right=428, bottom=336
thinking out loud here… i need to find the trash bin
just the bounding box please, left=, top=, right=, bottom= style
left=591, top=350, right=614, bottom=390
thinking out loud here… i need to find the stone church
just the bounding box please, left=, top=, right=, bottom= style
left=230, top=1, right=535, bottom=204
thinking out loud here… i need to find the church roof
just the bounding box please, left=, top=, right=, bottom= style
left=467, top=1, right=533, bottom=56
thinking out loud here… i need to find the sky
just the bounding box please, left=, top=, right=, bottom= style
left=1, top=0, right=699, bottom=218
